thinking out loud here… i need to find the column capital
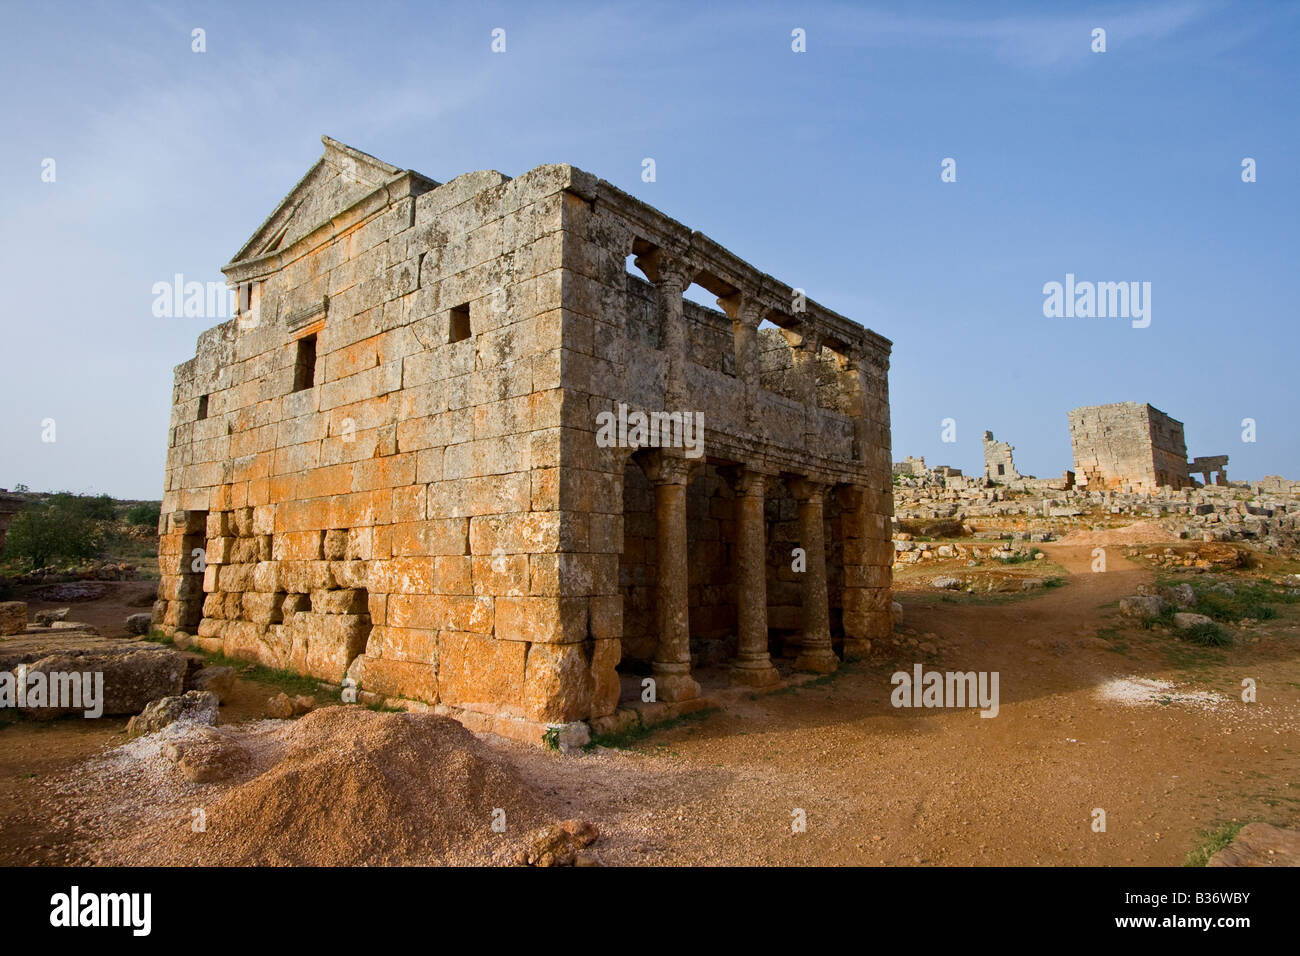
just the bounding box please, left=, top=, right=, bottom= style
left=717, top=290, right=767, bottom=328
left=787, top=475, right=832, bottom=502
left=719, top=464, right=773, bottom=497
left=642, top=449, right=694, bottom=486
left=794, top=321, right=823, bottom=354
left=634, top=248, right=696, bottom=290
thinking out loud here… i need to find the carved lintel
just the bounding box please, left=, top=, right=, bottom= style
left=285, top=296, right=328, bottom=331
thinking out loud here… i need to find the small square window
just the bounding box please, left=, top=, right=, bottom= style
left=449, top=303, right=471, bottom=343
left=197, top=394, right=209, bottom=421
left=293, top=334, right=317, bottom=392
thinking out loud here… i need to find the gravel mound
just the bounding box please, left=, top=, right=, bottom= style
left=111, top=707, right=549, bottom=865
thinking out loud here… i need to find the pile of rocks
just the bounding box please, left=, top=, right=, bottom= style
left=895, top=476, right=1300, bottom=554
left=1, top=561, right=137, bottom=585
left=893, top=536, right=1045, bottom=566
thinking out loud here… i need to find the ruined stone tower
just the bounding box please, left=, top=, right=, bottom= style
left=154, top=137, right=894, bottom=744
left=982, top=431, right=1019, bottom=481
left=1069, top=402, right=1190, bottom=491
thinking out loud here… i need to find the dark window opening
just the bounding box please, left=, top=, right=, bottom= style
left=293, top=334, right=317, bottom=392
left=197, top=394, right=209, bottom=420
left=997, top=463, right=1005, bottom=476
left=449, top=303, right=471, bottom=343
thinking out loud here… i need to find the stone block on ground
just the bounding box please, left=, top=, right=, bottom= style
left=126, top=690, right=220, bottom=737
left=186, top=665, right=236, bottom=702
left=0, top=602, right=27, bottom=636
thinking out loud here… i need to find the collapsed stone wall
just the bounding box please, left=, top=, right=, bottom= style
left=894, top=477, right=1300, bottom=553
left=982, top=431, right=1019, bottom=481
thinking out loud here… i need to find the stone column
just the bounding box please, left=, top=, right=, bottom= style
left=635, top=249, right=696, bottom=411
left=842, top=349, right=870, bottom=463
left=789, top=477, right=837, bottom=674
left=725, top=468, right=780, bottom=687
left=644, top=452, right=700, bottom=702
left=791, top=324, right=823, bottom=448
left=720, top=292, right=765, bottom=434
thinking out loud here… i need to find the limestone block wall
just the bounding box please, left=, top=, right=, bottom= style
left=1069, top=402, right=1190, bottom=492
left=156, top=145, right=593, bottom=740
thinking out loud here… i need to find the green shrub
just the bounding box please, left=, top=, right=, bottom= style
left=45, top=492, right=116, bottom=521
left=125, top=503, right=160, bottom=527
left=1184, top=822, right=1245, bottom=866
left=4, top=499, right=104, bottom=567
left=1181, top=620, right=1232, bottom=647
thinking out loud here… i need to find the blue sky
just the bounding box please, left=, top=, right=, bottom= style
left=1, top=0, right=1296, bottom=497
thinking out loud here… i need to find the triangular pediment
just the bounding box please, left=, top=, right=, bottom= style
left=228, top=136, right=433, bottom=267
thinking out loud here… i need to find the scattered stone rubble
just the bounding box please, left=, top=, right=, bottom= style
left=127, top=690, right=220, bottom=737
left=514, top=819, right=602, bottom=867
left=893, top=468, right=1300, bottom=555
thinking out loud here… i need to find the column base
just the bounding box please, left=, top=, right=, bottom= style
left=795, top=647, right=839, bottom=674
left=730, top=658, right=781, bottom=688
left=651, top=664, right=701, bottom=702
left=841, top=639, right=872, bottom=662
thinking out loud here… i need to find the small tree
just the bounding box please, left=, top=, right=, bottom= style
left=4, top=500, right=103, bottom=568
left=125, top=503, right=160, bottom=527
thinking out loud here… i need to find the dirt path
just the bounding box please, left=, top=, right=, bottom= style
left=497, top=536, right=1300, bottom=865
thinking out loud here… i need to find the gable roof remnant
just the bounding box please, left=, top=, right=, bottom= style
left=227, top=135, right=439, bottom=271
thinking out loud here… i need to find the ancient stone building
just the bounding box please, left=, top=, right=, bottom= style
left=893, top=456, right=928, bottom=476
left=153, top=137, right=894, bottom=744
left=1068, top=402, right=1193, bottom=491
left=982, top=431, right=1019, bottom=481
left=1189, top=455, right=1229, bottom=486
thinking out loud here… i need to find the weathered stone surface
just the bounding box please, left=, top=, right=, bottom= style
left=1120, top=595, right=1166, bottom=619
left=1173, top=612, right=1215, bottom=630
left=0, top=602, right=26, bottom=636
left=264, top=692, right=295, bottom=719
left=127, top=690, right=220, bottom=737
left=124, top=612, right=153, bottom=635
left=13, top=646, right=187, bottom=718
left=186, top=665, right=236, bottom=702
left=162, top=726, right=252, bottom=783
left=1208, top=823, right=1300, bottom=867
left=513, top=819, right=600, bottom=867
left=33, top=607, right=69, bottom=626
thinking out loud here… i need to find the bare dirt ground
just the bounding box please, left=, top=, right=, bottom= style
left=2, top=523, right=1297, bottom=866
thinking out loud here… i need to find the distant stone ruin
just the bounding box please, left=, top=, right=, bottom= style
left=982, top=431, right=1019, bottom=481
left=1069, top=402, right=1226, bottom=492
left=153, top=136, right=895, bottom=745
left=893, top=456, right=928, bottom=477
